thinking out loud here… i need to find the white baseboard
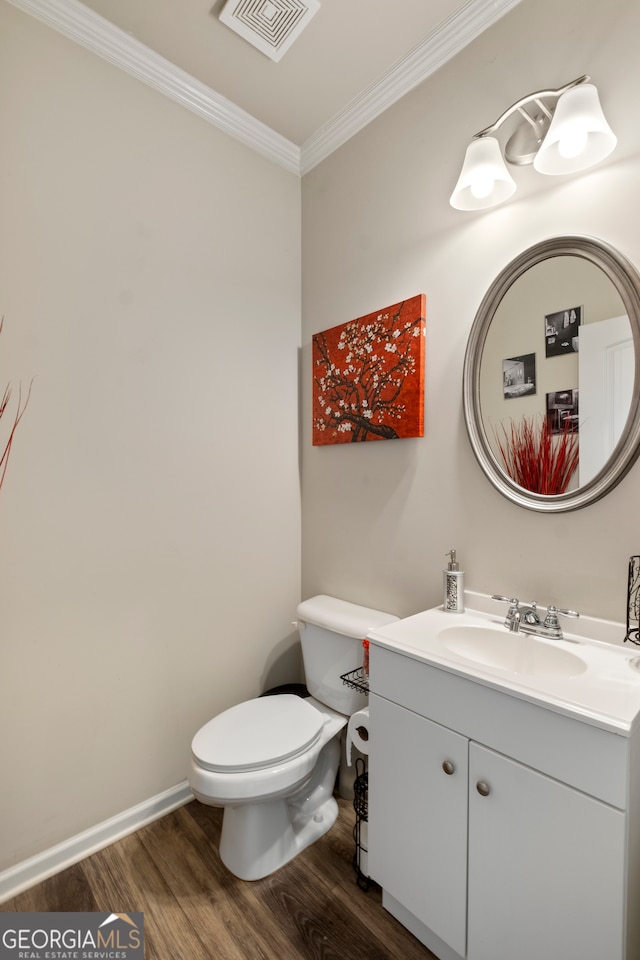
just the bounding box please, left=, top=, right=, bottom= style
left=0, top=781, right=194, bottom=904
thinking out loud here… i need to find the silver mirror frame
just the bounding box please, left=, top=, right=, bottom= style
left=463, top=236, right=640, bottom=512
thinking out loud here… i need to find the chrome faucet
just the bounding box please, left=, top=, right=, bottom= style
left=492, top=595, right=579, bottom=640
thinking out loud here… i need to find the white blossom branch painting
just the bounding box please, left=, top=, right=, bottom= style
left=312, top=295, right=426, bottom=445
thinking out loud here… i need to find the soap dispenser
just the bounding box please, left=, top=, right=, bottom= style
left=443, top=549, right=464, bottom=613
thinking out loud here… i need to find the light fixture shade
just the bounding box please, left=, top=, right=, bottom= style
left=533, top=83, right=616, bottom=175
left=449, top=136, right=516, bottom=211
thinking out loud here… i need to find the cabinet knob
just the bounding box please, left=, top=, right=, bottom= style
left=476, top=780, right=491, bottom=797
left=442, top=760, right=455, bottom=775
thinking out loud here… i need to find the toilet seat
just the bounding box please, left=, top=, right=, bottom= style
left=191, top=694, right=323, bottom=773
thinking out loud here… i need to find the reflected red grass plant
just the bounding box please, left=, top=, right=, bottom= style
left=494, top=415, right=579, bottom=495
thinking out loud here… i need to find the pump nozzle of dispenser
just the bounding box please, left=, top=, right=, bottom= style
left=446, top=549, right=459, bottom=571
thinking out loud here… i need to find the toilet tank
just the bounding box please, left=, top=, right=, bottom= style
left=296, top=595, right=398, bottom=715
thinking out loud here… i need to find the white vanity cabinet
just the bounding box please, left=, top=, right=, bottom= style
left=368, top=642, right=637, bottom=960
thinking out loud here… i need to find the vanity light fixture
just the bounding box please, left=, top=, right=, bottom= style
left=450, top=76, right=617, bottom=211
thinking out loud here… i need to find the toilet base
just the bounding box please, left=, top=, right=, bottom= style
left=218, top=736, right=341, bottom=880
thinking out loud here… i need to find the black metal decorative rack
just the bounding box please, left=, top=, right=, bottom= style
left=340, top=667, right=371, bottom=888
left=625, top=555, right=640, bottom=645
left=352, top=757, right=370, bottom=891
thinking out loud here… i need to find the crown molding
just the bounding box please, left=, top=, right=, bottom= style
left=7, top=0, right=523, bottom=177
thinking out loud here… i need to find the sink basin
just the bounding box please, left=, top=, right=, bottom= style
left=439, top=625, right=587, bottom=677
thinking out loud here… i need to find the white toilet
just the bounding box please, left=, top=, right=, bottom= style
left=189, top=594, right=397, bottom=881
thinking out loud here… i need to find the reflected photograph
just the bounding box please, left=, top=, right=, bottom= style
left=503, top=352, right=536, bottom=398
left=545, top=305, right=582, bottom=357
left=546, top=388, right=579, bottom=434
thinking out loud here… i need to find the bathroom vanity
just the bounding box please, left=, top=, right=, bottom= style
left=367, top=595, right=640, bottom=960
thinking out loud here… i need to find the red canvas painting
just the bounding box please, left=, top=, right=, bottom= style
left=312, top=295, right=426, bottom=445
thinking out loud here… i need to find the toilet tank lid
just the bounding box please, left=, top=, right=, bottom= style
left=296, top=595, right=398, bottom=639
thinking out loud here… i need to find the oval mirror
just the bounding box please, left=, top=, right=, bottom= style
left=463, top=236, right=640, bottom=512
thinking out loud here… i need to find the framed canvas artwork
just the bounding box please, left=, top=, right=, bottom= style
left=312, top=295, right=426, bottom=445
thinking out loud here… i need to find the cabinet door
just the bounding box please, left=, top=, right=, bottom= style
left=369, top=694, right=468, bottom=956
left=468, top=742, right=626, bottom=960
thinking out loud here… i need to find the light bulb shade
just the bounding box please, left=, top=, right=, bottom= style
left=449, top=136, right=516, bottom=210
left=533, top=83, right=616, bottom=175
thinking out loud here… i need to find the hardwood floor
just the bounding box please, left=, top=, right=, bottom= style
left=2, top=798, right=437, bottom=960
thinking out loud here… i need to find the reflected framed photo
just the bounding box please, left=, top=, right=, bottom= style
left=502, top=353, right=536, bottom=399
left=546, top=388, right=579, bottom=434
left=545, top=305, right=582, bottom=357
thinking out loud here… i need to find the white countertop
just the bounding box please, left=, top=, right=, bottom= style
left=367, top=592, right=640, bottom=735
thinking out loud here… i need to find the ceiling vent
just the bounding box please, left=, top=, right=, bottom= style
left=219, top=0, right=320, bottom=63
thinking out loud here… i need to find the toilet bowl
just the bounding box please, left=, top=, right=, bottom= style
left=190, top=694, right=346, bottom=880
left=189, top=595, right=398, bottom=881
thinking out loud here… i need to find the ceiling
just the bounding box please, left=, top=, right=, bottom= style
left=9, top=0, right=523, bottom=172
left=76, top=0, right=480, bottom=145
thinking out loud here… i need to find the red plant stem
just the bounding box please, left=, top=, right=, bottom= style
left=0, top=316, right=33, bottom=491
left=0, top=379, right=33, bottom=491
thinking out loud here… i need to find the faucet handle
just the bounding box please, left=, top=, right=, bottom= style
left=558, top=607, right=580, bottom=620
left=492, top=596, right=521, bottom=631
left=492, top=595, right=520, bottom=615
left=544, top=605, right=579, bottom=625
left=542, top=605, right=580, bottom=638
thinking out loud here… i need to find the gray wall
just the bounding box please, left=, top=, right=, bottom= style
left=0, top=2, right=301, bottom=871
left=301, top=0, right=640, bottom=623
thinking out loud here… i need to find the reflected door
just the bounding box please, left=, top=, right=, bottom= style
left=579, top=315, right=633, bottom=485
